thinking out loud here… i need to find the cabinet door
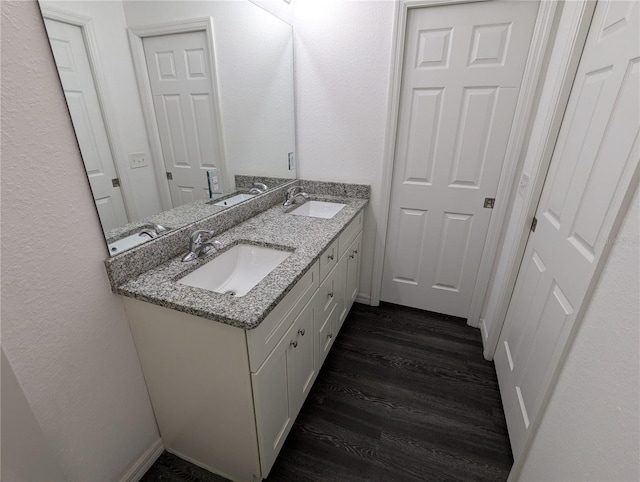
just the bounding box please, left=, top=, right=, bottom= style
left=287, top=300, right=316, bottom=418
left=252, top=300, right=317, bottom=477
left=252, top=336, right=292, bottom=477
left=317, top=303, right=338, bottom=368
left=346, top=233, right=362, bottom=309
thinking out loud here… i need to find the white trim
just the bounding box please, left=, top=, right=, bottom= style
left=39, top=5, right=139, bottom=222
left=483, top=0, right=596, bottom=360
left=120, top=437, right=164, bottom=482
left=371, top=0, right=559, bottom=315
left=127, top=18, right=228, bottom=210
left=479, top=318, right=488, bottom=343
left=355, top=293, right=371, bottom=305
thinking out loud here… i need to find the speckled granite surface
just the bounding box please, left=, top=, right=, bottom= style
left=114, top=195, right=367, bottom=330
left=104, top=180, right=297, bottom=287
left=104, top=177, right=293, bottom=245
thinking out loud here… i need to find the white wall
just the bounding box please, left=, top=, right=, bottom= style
left=1, top=350, right=67, bottom=481
left=0, top=1, right=160, bottom=480
left=41, top=0, right=164, bottom=223
left=518, top=187, right=640, bottom=481
left=293, top=0, right=396, bottom=301
left=122, top=0, right=296, bottom=188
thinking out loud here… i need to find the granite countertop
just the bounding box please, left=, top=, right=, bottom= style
left=115, top=195, right=368, bottom=330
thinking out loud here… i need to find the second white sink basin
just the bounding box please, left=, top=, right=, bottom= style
left=290, top=201, right=346, bottom=219
left=212, top=193, right=256, bottom=207
left=178, top=244, right=291, bottom=297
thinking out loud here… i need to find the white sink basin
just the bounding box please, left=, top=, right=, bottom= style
left=178, top=244, right=291, bottom=297
left=108, top=231, right=157, bottom=254
left=290, top=201, right=346, bottom=219
left=213, top=193, right=255, bottom=207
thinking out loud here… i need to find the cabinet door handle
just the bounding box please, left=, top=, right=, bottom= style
left=349, top=253, right=355, bottom=259
left=328, top=291, right=334, bottom=298
left=298, top=329, right=305, bottom=336
left=290, top=340, right=298, bottom=348
left=327, top=254, right=334, bottom=261
left=328, top=333, right=333, bottom=339
left=354, top=249, right=358, bottom=254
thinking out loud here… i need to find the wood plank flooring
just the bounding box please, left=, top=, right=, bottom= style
left=141, top=302, right=513, bottom=482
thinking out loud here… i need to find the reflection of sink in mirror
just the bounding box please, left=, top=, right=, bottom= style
left=108, top=232, right=153, bottom=254
left=211, top=193, right=256, bottom=207
left=290, top=201, right=346, bottom=219
left=178, top=244, right=292, bottom=297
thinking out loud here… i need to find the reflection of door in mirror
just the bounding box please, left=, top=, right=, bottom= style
left=45, top=18, right=129, bottom=231
left=142, top=30, right=226, bottom=207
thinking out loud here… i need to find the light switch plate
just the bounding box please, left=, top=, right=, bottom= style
left=129, top=153, right=148, bottom=169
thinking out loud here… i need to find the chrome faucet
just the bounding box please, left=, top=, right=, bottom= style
left=138, top=222, right=168, bottom=239
left=283, top=186, right=309, bottom=206
left=182, top=229, right=223, bottom=262
left=248, top=182, right=268, bottom=194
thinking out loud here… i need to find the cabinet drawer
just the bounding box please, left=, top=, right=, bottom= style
left=247, top=262, right=319, bottom=372
left=338, top=211, right=363, bottom=259
left=317, top=261, right=339, bottom=321
left=318, top=238, right=338, bottom=282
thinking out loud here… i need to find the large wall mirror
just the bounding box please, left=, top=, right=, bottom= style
left=38, top=0, right=295, bottom=255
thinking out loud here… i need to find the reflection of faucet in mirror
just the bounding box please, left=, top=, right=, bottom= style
left=182, top=230, right=224, bottom=262
left=138, top=222, right=168, bottom=239
left=38, top=0, right=296, bottom=256
left=248, top=182, right=268, bottom=194
left=283, top=186, right=309, bottom=207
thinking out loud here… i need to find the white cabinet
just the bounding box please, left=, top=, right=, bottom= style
left=123, top=212, right=363, bottom=482
left=252, top=298, right=316, bottom=476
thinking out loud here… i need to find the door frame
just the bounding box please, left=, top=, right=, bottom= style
left=127, top=18, right=228, bottom=211
left=370, top=0, right=559, bottom=327
left=39, top=5, right=135, bottom=223
left=482, top=0, right=597, bottom=359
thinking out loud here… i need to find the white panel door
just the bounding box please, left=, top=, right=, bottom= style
left=495, top=0, right=639, bottom=459
left=381, top=2, right=539, bottom=318
left=143, top=31, right=225, bottom=207
left=44, top=19, right=129, bottom=232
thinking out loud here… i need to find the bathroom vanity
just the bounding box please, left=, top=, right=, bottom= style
left=110, top=186, right=366, bottom=482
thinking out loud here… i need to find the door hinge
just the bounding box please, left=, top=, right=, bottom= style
left=483, top=197, right=495, bottom=209
left=531, top=216, right=538, bottom=232
left=111, top=178, right=120, bottom=187
left=166, top=172, right=173, bottom=180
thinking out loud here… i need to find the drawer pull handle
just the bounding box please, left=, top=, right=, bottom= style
left=328, top=333, right=333, bottom=339
left=290, top=340, right=298, bottom=348
left=354, top=249, right=358, bottom=254
left=349, top=253, right=355, bottom=259
left=328, top=292, right=334, bottom=298
left=298, top=329, right=305, bottom=336
left=327, top=254, right=334, bottom=261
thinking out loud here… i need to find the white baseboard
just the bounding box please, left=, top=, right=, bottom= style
left=479, top=318, right=489, bottom=344
left=355, top=293, right=371, bottom=305
left=121, top=438, right=164, bottom=482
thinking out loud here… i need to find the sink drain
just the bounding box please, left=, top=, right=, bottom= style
left=224, top=290, right=236, bottom=296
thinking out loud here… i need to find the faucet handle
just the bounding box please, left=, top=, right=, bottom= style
left=190, top=229, right=214, bottom=245
left=287, top=185, right=303, bottom=196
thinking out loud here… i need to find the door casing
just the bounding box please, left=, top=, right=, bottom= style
left=371, top=0, right=560, bottom=328
left=40, top=5, right=137, bottom=224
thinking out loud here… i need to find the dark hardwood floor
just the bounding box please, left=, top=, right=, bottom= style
left=141, top=302, right=513, bottom=482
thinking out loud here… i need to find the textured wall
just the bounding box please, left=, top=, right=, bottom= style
left=0, top=1, right=160, bottom=479
left=518, top=187, right=640, bottom=481
left=293, top=0, right=396, bottom=300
